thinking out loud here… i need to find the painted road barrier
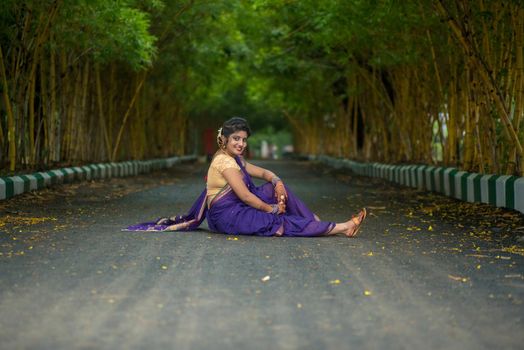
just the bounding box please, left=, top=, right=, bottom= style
left=318, top=155, right=524, bottom=215
left=0, top=155, right=196, bottom=201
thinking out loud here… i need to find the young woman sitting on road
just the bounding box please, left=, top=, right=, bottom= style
left=127, top=117, right=366, bottom=237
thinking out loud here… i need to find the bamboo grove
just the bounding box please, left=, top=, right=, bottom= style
left=0, top=0, right=215, bottom=173
left=241, top=0, right=524, bottom=175
left=1, top=0, right=523, bottom=176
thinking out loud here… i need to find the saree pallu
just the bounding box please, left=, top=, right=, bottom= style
left=125, top=156, right=335, bottom=237
left=124, top=189, right=208, bottom=232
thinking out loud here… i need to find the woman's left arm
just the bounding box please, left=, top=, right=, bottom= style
left=244, top=161, right=288, bottom=202
left=244, top=161, right=276, bottom=182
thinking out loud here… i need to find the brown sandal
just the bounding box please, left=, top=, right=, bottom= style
left=347, top=208, right=367, bottom=237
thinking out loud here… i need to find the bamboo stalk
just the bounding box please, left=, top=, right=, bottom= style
left=0, top=107, right=3, bottom=147
left=95, top=63, right=111, bottom=160
left=446, top=41, right=457, bottom=165
left=510, top=7, right=524, bottom=175
left=49, top=43, right=57, bottom=162
left=283, top=110, right=306, bottom=154
left=75, top=60, right=90, bottom=161
left=474, top=104, right=485, bottom=174
left=463, top=101, right=473, bottom=170
left=352, top=94, right=358, bottom=154
left=108, top=62, right=115, bottom=148
left=60, top=49, right=68, bottom=160
left=68, top=63, right=82, bottom=161
left=111, top=73, right=146, bottom=161
left=40, top=47, right=48, bottom=164
left=0, top=45, right=16, bottom=171
left=28, top=46, right=39, bottom=164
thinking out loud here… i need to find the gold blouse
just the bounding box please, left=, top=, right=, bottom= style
left=206, top=153, right=241, bottom=201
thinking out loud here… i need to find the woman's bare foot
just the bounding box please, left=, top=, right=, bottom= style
left=344, top=208, right=367, bottom=237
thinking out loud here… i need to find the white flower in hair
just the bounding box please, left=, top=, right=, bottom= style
left=217, top=127, right=224, bottom=148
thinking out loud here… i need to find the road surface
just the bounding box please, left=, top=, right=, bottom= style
left=0, top=160, right=523, bottom=349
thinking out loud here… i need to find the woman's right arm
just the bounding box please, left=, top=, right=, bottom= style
left=222, top=168, right=284, bottom=213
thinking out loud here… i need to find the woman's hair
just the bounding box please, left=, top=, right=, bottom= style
left=221, top=117, right=251, bottom=138
left=217, top=117, right=251, bottom=148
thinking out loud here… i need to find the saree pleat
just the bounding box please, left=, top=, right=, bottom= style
left=125, top=156, right=335, bottom=236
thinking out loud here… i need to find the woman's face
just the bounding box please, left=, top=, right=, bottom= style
left=225, top=130, right=248, bottom=156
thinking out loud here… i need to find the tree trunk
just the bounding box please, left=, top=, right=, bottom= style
left=95, top=63, right=111, bottom=160
left=0, top=45, right=16, bottom=171
left=111, top=72, right=146, bottom=161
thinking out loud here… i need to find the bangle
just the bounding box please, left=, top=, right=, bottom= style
left=270, top=204, right=279, bottom=214
left=271, top=176, right=282, bottom=186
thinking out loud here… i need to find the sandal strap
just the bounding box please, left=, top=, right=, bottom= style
left=352, top=211, right=365, bottom=225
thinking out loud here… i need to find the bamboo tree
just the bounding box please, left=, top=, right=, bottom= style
left=508, top=6, right=524, bottom=175
left=111, top=72, right=146, bottom=161
left=435, top=0, right=523, bottom=158
left=1, top=0, right=522, bottom=175
left=0, top=45, right=16, bottom=171
left=75, top=59, right=89, bottom=161
left=49, top=42, right=57, bottom=162
left=94, top=63, right=111, bottom=160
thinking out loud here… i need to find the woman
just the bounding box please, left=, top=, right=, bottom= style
left=126, top=117, right=366, bottom=237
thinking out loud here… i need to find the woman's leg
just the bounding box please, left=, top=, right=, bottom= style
left=283, top=184, right=319, bottom=219
left=255, top=183, right=318, bottom=220
left=253, top=183, right=366, bottom=237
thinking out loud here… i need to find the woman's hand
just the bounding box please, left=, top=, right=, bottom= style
left=266, top=201, right=286, bottom=214
left=274, top=182, right=287, bottom=203
left=156, top=217, right=170, bottom=225
left=276, top=200, right=286, bottom=214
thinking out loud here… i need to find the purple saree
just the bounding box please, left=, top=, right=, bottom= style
left=125, top=156, right=335, bottom=237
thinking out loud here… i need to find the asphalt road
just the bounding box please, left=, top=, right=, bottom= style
left=0, top=160, right=523, bottom=350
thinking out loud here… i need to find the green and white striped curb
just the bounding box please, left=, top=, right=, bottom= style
left=0, top=155, right=196, bottom=201
left=317, top=155, right=524, bottom=214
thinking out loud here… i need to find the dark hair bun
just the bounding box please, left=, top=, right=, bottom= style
left=221, top=117, right=251, bottom=138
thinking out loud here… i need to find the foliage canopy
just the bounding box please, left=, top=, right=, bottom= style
left=1, top=0, right=523, bottom=175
